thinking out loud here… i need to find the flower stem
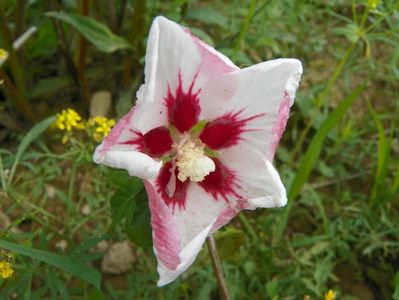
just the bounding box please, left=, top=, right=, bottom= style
left=206, top=235, right=231, bottom=300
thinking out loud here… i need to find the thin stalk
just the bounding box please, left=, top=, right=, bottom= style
left=239, top=212, right=259, bottom=243
left=0, top=18, right=27, bottom=103
left=0, top=154, right=7, bottom=192
left=207, top=236, right=231, bottom=300
left=67, top=161, right=78, bottom=217
left=50, top=17, right=80, bottom=87
left=0, top=68, right=34, bottom=121
left=14, top=0, right=27, bottom=37
left=234, top=0, right=257, bottom=54
left=77, top=0, right=90, bottom=105
left=122, top=0, right=146, bottom=87
left=116, top=0, right=128, bottom=33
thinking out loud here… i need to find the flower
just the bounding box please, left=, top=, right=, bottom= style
left=88, top=116, right=116, bottom=142
left=325, top=290, right=337, bottom=300
left=55, top=109, right=85, bottom=132
left=0, top=48, right=8, bottom=60
left=0, top=251, right=15, bottom=279
left=54, top=109, right=85, bottom=143
left=94, top=16, right=302, bottom=286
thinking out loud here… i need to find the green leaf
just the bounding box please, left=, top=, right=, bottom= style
left=46, top=11, right=132, bottom=53
left=367, top=100, right=390, bottom=206
left=0, top=239, right=101, bottom=289
left=186, top=7, right=229, bottom=28
left=393, top=271, right=399, bottom=300
left=125, top=188, right=152, bottom=250
left=8, top=116, right=55, bottom=186
left=215, top=227, right=245, bottom=260
left=275, top=83, right=366, bottom=239
left=108, top=169, right=144, bottom=223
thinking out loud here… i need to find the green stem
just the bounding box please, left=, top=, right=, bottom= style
left=234, top=0, right=257, bottom=54
left=67, top=161, right=79, bottom=217
left=239, top=212, right=259, bottom=243
left=14, top=0, right=27, bottom=37
left=0, top=18, right=32, bottom=119
left=77, top=0, right=90, bottom=105
left=122, top=0, right=146, bottom=87
left=0, top=154, right=7, bottom=192
left=0, top=68, right=34, bottom=121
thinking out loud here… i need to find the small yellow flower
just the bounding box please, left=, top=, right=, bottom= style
left=0, top=260, right=14, bottom=279
left=325, top=289, right=336, bottom=300
left=88, top=116, right=115, bottom=142
left=54, top=109, right=85, bottom=132
left=368, top=0, right=380, bottom=9
left=0, top=48, right=8, bottom=60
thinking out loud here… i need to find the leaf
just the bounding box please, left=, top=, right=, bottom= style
left=215, top=227, right=245, bottom=260
left=108, top=169, right=144, bottom=223
left=393, top=271, right=399, bottom=300
left=367, top=100, right=390, bottom=206
left=46, top=11, right=132, bottom=53
left=8, top=116, right=55, bottom=185
left=0, top=239, right=101, bottom=289
left=125, top=188, right=152, bottom=250
left=186, top=7, right=229, bottom=28
left=275, top=84, right=366, bottom=239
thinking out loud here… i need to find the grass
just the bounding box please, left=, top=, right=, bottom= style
left=0, top=0, right=398, bottom=299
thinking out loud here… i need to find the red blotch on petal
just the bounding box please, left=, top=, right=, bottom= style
left=165, top=72, right=201, bottom=133
left=199, top=111, right=265, bottom=150
left=123, top=126, right=173, bottom=157
left=156, top=162, right=189, bottom=209
left=199, top=159, right=241, bottom=202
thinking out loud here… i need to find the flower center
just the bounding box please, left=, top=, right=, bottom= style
left=175, top=138, right=215, bottom=183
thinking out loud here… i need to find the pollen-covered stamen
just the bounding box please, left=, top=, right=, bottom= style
left=175, top=139, right=215, bottom=182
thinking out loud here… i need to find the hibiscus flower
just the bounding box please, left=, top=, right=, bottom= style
left=94, top=16, right=302, bottom=286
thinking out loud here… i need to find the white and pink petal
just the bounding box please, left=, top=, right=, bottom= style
left=136, top=16, right=238, bottom=133
left=199, top=58, right=303, bottom=159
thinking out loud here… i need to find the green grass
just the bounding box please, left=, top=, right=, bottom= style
left=1, top=0, right=398, bottom=299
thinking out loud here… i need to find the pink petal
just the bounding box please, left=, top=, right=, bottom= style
left=146, top=180, right=240, bottom=286
left=144, top=180, right=181, bottom=270
left=136, top=16, right=238, bottom=133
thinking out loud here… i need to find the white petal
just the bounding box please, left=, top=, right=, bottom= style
left=200, top=58, right=303, bottom=159
left=136, top=16, right=238, bottom=133
left=94, top=146, right=162, bottom=179
left=145, top=180, right=240, bottom=286
left=220, top=144, right=287, bottom=208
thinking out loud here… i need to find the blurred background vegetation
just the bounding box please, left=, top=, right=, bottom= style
left=0, top=0, right=398, bottom=299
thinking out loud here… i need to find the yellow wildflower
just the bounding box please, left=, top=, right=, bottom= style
left=0, top=260, right=14, bottom=279
left=0, top=48, right=8, bottom=60
left=368, top=0, right=380, bottom=9
left=88, top=116, right=115, bottom=142
left=325, top=289, right=336, bottom=300
left=54, top=109, right=85, bottom=132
